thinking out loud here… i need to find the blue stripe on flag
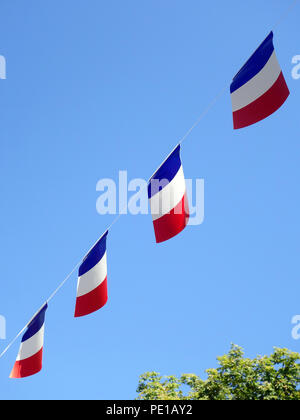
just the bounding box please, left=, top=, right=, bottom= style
left=148, top=145, right=182, bottom=198
left=79, top=231, right=108, bottom=277
left=22, top=304, right=48, bottom=343
left=230, top=32, right=274, bottom=94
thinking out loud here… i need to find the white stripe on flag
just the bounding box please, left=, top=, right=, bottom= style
left=16, top=326, right=44, bottom=361
left=149, top=166, right=186, bottom=221
left=77, top=252, right=107, bottom=297
left=231, top=51, right=281, bottom=111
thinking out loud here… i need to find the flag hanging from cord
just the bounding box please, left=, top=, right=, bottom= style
left=148, top=145, right=189, bottom=243
left=10, top=304, right=48, bottom=379
left=75, top=231, right=108, bottom=318
left=230, top=31, right=290, bottom=129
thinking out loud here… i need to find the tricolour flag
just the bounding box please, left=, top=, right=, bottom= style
left=75, top=231, right=108, bottom=318
left=10, top=304, right=48, bottom=379
left=148, top=145, right=189, bottom=243
left=230, top=31, right=289, bottom=129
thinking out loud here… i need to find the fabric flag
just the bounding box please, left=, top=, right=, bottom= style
left=75, top=231, right=108, bottom=318
left=10, top=304, right=48, bottom=379
left=148, top=145, right=189, bottom=243
left=230, top=31, right=289, bottom=129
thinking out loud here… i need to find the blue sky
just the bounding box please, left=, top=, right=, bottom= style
left=0, top=0, right=299, bottom=400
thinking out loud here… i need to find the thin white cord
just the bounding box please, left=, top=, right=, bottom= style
left=179, top=86, right=228, bottom=146
left=0, top=229, right=110, bottom=360
left=0, top=327, right=27, bottom=360
left=0, top=303, right=47, bottom=359
left=1, top=0, right=298, bottom=362
left=147, top=84, right=228, bottom=182
left=273, top=0, right=300, bottom=30
left=0, top=84, right=227, bottom=361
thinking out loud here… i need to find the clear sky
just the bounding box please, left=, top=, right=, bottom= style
left=0, top=0, right=299, bottom=400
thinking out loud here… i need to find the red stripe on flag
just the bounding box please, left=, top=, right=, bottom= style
left=233, top=72, right=290, bottom=129
left=10, top=347, right=44, bottom=379
left=153, top=193, right=189, bottom=243
left=74, top=277, right=108, bottom=318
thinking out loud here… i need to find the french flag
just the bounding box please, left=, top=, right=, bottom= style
left=148, top=145, right=189, bottom=243
left=230, top=31, right=289, bottom=129
left=75, top=231, right=108, bottom=318
left=10, top=304, right=48, bottom=379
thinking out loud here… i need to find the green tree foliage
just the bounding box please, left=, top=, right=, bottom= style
left=137, top=345, right=300, bottom=400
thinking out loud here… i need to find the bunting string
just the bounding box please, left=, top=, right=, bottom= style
left=273, top=0, right=300, bottom=30
left=0, top=0, right=299, bottom=366
left=0, top=80, right=228, bottom=361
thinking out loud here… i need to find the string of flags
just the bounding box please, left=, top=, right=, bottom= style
left=3, top=29, right=291, bottom=378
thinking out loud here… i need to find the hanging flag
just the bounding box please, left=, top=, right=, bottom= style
left=10, top=304, right=48, bottom=379
left=230, top=31, right=290, bottom=129
left=148, top=145, right=189, bottom=243
left=75, top=231, right=108, bottom=318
